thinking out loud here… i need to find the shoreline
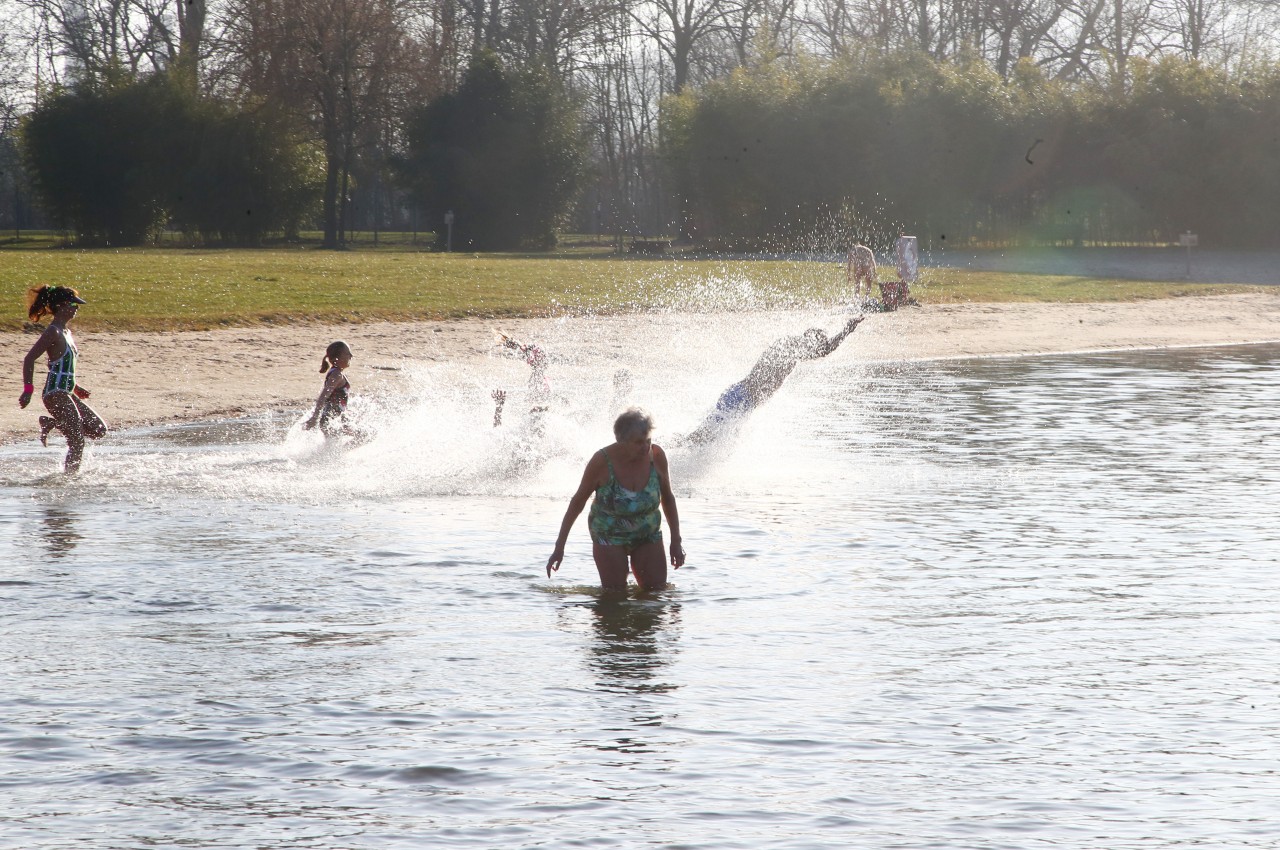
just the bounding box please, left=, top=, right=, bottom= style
left=4, top=292, right=1279, bottom=445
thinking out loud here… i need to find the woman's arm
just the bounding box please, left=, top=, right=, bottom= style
left=653, top=445, right=684, bottom=568
left=547, top=451, right=607, bottom=576
left=18, top=328, right=56, bottom=408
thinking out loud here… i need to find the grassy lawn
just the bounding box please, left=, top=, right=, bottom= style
left=0, top=240, right=1264, bottom=333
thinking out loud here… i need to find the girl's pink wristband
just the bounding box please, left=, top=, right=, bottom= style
left=23, top=383, right=34, bottom=394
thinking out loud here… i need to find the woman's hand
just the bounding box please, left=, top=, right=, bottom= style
left=546, top=544, right=565, bottom=578
left=302, top=415, right=317, bottom=431
left=72, top=385, right=91, bottom=400
left=670, top=538, right=685, bottom=569
left=18, top=389, right=31, bottom=409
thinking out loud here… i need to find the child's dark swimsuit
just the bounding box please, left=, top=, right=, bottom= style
left=588, top=449, right=663, bottom=553
left=318, top=369, right=350, bottom=434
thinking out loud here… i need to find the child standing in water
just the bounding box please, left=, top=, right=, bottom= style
left=304, top=341, right=356, bottom=437
left=19, top=286, right=108, bottom=473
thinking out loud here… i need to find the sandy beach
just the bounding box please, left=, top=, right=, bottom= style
left=4, top=291, right=1279, bottom=445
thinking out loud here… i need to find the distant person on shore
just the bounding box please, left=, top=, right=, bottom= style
left=547, top=408, right=684, bottom=592
left=19, top=286, right=108, bottom=473
left=847, top=244, right=877, bottom=303
left=877, top=231, right=919, bottom=310
left=682, top=316, right=865, bottom=445
left=304, top=340, right=362, bottom=438
left=894, top=231, right=919, bottom=284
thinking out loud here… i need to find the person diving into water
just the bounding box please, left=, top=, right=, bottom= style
left=492, top=331, right=551, bottom=436
left=682, top=315, right=865, bottom=445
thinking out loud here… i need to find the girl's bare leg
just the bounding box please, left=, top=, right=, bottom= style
left=43, top=392, right=85, bottom=472
left=592, top=542, right=633, bottom=591
left=628, top=540, right=669, bottom=592
left=72, top=397, right=107, bottom=439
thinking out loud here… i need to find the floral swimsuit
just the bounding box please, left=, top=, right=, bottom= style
left=588, top=448, right=663, bottom=553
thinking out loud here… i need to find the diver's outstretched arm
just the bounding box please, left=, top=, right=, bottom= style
left=816, top=315, right=865, bottom=358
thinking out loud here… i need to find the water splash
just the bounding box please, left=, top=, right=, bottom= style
left=0, top=307, right=873, bottom=504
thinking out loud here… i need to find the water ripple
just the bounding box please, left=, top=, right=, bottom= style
left=1, top=343, right=1278, bottom=848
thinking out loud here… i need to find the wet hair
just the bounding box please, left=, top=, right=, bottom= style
left=26, top=286, right=84, bottom=323
left=614, top=406, right=655, bottom=442
left=319, top=340, right=352, bottom=373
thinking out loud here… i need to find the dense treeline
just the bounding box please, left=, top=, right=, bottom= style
left=23, top=74, right=321, bottom=244
left=1, top=0, right=1280, bottom=248
left=666, top=55, right=1280, bottom=248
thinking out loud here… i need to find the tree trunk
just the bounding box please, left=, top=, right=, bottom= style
left=323, top=154, right=340, bottom=248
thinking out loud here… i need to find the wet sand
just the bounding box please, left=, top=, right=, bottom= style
left=4, top=292, right=1279, bottom=444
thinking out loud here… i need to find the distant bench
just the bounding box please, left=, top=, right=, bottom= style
left=628, top=239, right=669, bottom=255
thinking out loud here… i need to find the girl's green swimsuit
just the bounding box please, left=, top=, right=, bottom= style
left=588, top=448, right=663, bottom=552
left=42, top=330, right=77, bottom=398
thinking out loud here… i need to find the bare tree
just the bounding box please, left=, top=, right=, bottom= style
left=226, top=0, right=424, bottom=247
left=0, top=5, right=32, bottom=126
left=979, top=0, right=1070, bottom=76
left=13, top=0, right=204, bottom=81
left=579, top=10, right=669, bottom=237
left=803, top=0, right=859, bottom=57
left=1144, top=0, right=1230, bottom=59
left=402, top=0, right=465, bottom=90
left=633, top=0, right=728, bottom=92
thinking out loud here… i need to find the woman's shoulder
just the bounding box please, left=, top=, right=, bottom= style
left=579, top=448, right=610, bottom=485
left=588, top=446, right=614, bottom=472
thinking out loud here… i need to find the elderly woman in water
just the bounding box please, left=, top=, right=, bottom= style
left=547, top=407, right=684, bottom=592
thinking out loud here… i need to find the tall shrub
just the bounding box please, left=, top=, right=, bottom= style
left=400, top=53, right=589, bottom=251
left=23, top=73, right=322, bottom=245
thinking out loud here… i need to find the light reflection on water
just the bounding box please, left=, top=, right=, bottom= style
left=1, top=342, right=1278, bottom=849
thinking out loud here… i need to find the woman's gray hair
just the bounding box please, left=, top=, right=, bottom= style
left=613, top=406, right=655, bottom=441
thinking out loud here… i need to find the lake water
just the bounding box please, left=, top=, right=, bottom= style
left=2, top=332, right=1278, bottom=849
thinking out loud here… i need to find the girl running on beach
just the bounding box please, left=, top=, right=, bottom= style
left=19, top=286, right=108, bottom=473
left=303, top=341, right=358, bottom=437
